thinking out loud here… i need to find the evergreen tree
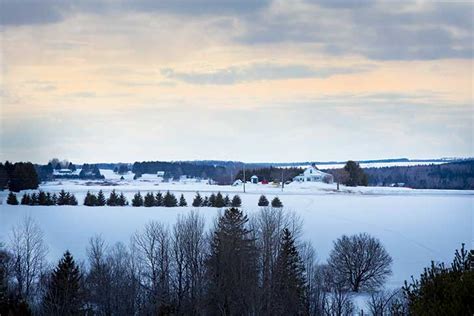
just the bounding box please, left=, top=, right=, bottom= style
left=84, top=191, right=98, bottom=206
left=57, top=190, right=68, bottom=205
left=132, top=192, right=144, bottom=207
left=68, top=194, right=78, bottom=206
left=163, top=191, right=178, bottom=207
left=258, top=195, right=269, bottom=207
left=96, top=190, right=106, bottom=206
left=192, top=192, right=203, bottom=207
left=30, top=192, right=39, bottom=205
left=206, top=208, right=259, bottom=314
left=21, top=193, right=31, bottom=205
left=106, top=190, right=120, bottom=206
left=38, top=191, right=48, bottom=205
left=6, top=191, right=18, bottom=205
left=209, top=193, right=216, bottom=207
left=52, top=193, right=58, bottom=205
left=271, top=228, right=307, bottom=315
left=231, top=195, right=242, bottom=207
left=43, top=251, right=84, bottom=315
left=202, top=196, right=210, bottom=207
left=224, top=194, right=231, bottom=207
left=9, top=162, right=39, bottom=192
left=214, top=192, right=226, bottom=208
left=344, top=160, right=368, bottom=187
left=155, top=192, right=163, bottom=206
left=271, top=196, right=283, bottom=208
left=144, top=192, right=156, bottom=207
left=45, top=192, right=55, bottom=205
left=118, top=192, right=128, bottom=206
left=179, top=194, right=187, bottom=207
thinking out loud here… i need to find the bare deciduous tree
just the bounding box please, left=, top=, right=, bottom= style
left=9, top=216, right=48, bottom=303
left=327, top=233, right=392, bottom=292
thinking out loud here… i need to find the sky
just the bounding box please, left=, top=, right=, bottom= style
left=0, top=0, right=473, bottom=164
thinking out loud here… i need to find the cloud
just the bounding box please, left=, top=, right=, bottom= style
left=237, top=1, right=474, bottom=60
left=161, top=63, right=374, bottom=85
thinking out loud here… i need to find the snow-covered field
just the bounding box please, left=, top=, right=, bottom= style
left=1, top=173, right=472, bottom=292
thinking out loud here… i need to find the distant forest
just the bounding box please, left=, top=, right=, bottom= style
left=325, top=160, right=474, bottom=190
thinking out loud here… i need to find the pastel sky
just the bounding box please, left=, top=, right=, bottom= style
left=0, top=0, right=473, bottom=163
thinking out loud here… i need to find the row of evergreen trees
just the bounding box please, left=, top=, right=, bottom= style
left=7, top=190, right=78, bottom=206
left=191, top=192, right=242, bottom=207
left=258, top=194, right=283, bottom=207
left=83, top=190, right=129, bottom=206
left=131, top=191, right=185, bottom=207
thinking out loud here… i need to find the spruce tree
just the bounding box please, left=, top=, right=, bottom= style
left=231, top=195, right=242, bottom=207
left=202, top=196, right=210, bottom=207
left=214, top=192, right=225, bottom=208
left=84, top=191, right=98, bottom=206
left=21, top=193, right=31, bottom=205
left=144, top=192, right=156, bottom=207
left=271, top=196, right=283, bottom=208
left=118, top=192, right=128, bottom=206
left=38, top=191, right=47, bottom=205
left=192, top=192, right=203, bottom=207
left=45, top=192, right=54, bottom=205
left=43, top=251, right=84, bottom=315
left=224, top=194, right=231, bottom=207
left=107, top=190, right=119, bottom=206
left=96, top=190, right=106, bottom=206
left=132, top=192, right=144, bottom=207
left=30, top=192, right=39, bottom=205
left=163, top=191, right=178, bottom=207
left=52, top=193, right=58, bottom=205
left=258, top=195, right=269, bottom=207
left=179, top=194, right=187, bottom=207
left=155, top=192, right=163, bottom=206
left=207, top=208, right=259, bottom=314
left=209, top=193, right=216, bottom=207
left=271, top=228, right=307, bottom=315
left=57, top=190, right=68, bottom=205
left=68, top=194, right=78, bottom=206
left=6, top=191, right=18, bottom=205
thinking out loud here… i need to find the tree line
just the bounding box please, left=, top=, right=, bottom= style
left=234, top=166, right=304, bottom=183
left=7, top=190, right=78, bottom=206
left=0, top=162, right=39, bottom=192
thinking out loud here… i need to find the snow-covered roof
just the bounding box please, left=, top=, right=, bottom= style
left=251, top=175, right=258, bottom=178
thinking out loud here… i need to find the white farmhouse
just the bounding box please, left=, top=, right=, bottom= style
left=293, top=165, right=333, bottom=183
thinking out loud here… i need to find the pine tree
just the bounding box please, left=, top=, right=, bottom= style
left=96, top=190, right=106, bottom=206
left=214, top=192, right=225, bottom=208
left=52, top=193, right=58, bottom=205
left=84, top=191, right=98, bottom=206
left=30, top=192, right=39, bottom=205
left=258, top=195, right=269, bottom=207
left=192, top=192, right=203, bottom=207
left=43, top=251, right=84, bottom=315
left=144, top=192, right=156, bottom=207
left=132, top=192, right=144, bottom=207
left=224, top=194, right=231, bottom=207
left=68, top=194, right=78, bottom=206
left=202, top=196, right=210, bottom=207
left=179, top=194, right=187, bottom=207
left=207, top=208, right=259, bottom=314
left=118, top=192, right=128, bottom=206
left=38, top=191, right=47, bottom=205
left=209, top=193, right=216, bottom=207
left=21, top=193, right=31, bottom=205
left=6, top=191, right=18, bottom=205
left=107, top=190, right=120, bottom=206
left=57, top=190, right=68, bottom=205
left=271, top=196, right=283, bottom=208
left=271, top=228, right=307, bottom=315
left=155, top=192, right=163, bottom=206
left=163, top=191, right=178, bottom=207
left=45, top=192, right=54, bottom=205
left=231, top=195, right=242, bottom=207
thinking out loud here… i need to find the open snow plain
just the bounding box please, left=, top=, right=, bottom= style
left=1, top=172, right=472, bottom=290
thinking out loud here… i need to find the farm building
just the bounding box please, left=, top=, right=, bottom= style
left=293, top=165, right=333, bottom=183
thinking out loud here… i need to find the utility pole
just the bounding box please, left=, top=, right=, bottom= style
left=243, top=163, right=246, bottom=193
